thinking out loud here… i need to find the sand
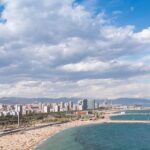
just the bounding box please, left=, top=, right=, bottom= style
left=0, top=118, right=107, bottom=150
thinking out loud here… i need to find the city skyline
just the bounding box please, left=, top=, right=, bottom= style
left=0, top=99, right=100, bottom=117
left=0, top=0, right=150, bottom=99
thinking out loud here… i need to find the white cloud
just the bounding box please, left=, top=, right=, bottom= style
left=0, top=77, right=149, bottom=98
left=133, top=27, right=150, bottom=43
left=59, top=59, right=110, bottom=72
left=0, top=0, right=149, bottom=98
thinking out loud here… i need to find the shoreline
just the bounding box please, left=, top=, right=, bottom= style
left=34, top=110, right=150, bottom=149
left=2, top=109, right=149, bottom=150
left=33, top=119, right=106, bottom=150
left=0, top=118, right=107, bottom=150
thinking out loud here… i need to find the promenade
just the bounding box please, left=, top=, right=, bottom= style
left=107, top=120, right=150, bottom=124
left=0, top=122, right=64, bottom=137
left=1, top=111, right=150, bottom=150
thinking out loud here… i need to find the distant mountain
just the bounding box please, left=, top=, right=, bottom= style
left=0, top=97, right=150, bottom=106
left=112, top=98, right=150, bottom=106
left=0, top=97, right=79, bottom=104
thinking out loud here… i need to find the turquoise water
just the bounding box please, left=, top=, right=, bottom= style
left=36, top=123, right=150, bottom=150
left=36, top=110, right=150, bottom=150
left=111, top=114, right=150, bottom=120
left=112, top=110, right=150, bottom=120
left=126, top=110, right=150, bottom=114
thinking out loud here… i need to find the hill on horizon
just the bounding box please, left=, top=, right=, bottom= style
left=0, top=97, right=150, bottom=106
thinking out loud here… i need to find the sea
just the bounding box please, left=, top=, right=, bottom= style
left=35, top=110, right=150, bottom=150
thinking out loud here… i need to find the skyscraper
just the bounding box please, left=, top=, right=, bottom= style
left=78, top=99, right=88, bottom=110
left=87, top=100, right=95, bottom=110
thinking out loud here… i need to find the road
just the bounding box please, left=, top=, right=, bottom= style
left=0, top=121, right=67, bottom=137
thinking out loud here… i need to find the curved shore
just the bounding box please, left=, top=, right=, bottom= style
left=0, top=118, right=108, bottom=150
left=2, top=110, right=150, bottom=150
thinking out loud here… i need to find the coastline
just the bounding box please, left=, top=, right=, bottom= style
left=33, top=119, right=105, bottom=150
left=0, top=118, right=108, bottom=150
left=1, top=110, right=150, bottom=150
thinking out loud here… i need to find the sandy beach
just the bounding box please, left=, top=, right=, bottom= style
left=1, top=110, right=148, bottom=150
left=0, top=118, right=108, bottom=150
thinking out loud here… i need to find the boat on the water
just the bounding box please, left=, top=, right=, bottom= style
left=120, top=112, right=126, bottom=115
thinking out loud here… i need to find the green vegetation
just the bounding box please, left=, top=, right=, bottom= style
left=0, top=110, right=105, bottom=130
left=0, top=112, right=77, bottom=129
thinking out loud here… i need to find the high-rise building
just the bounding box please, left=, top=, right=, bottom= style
left=73, top=104, right=77, bottom=111
left=87, top=99, right=95, bottom=110
left=78, top=99, right=87, bottom=110
left=60, top=102, right=64, bottom=109
left=43, top=105, right=50, bottom=113
left=38, top=103, right=43, bottom=112
left=64, top=102, right=69, bottom=111
left=69, top=101, right=73, bottom=110
left=0, top=104, right=3, bottom=109
left=95, top=101, right=99, bottom=109
left=15, top=105, right=22, bottom=115
left=54, top=105, right=60, bottom=112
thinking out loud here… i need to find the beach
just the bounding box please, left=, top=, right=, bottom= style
left=1, top=110, right=150, bottom=150
left=0, top=118, right=107, bottom=150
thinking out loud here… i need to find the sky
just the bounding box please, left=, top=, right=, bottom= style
left=0, top=0, right=149, bottom=99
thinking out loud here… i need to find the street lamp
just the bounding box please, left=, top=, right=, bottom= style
left=17, top=111, right=20, bottom=127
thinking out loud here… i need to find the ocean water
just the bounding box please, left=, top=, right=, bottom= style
left=36, top=110, right=150, bottom=150
left=111, top=110, right=150, bottom=120
left=111, top=114, right=150, bottom=120
left=126, top=110, right=150, bottom=114
left=35, top=123, right=150, bottom=150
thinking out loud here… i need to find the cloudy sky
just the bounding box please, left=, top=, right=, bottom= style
left=0, top=0, right=149, bottom=99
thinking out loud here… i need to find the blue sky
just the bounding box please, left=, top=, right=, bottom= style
left=0, top=0, right=149, bottom=98
left=0, top=3, right=5, bottom=23
left=1, top=0, right=150, bottom=30
left=0, top=3, right=4, bottom=13
left=76, top=0, right=150, bottom=31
